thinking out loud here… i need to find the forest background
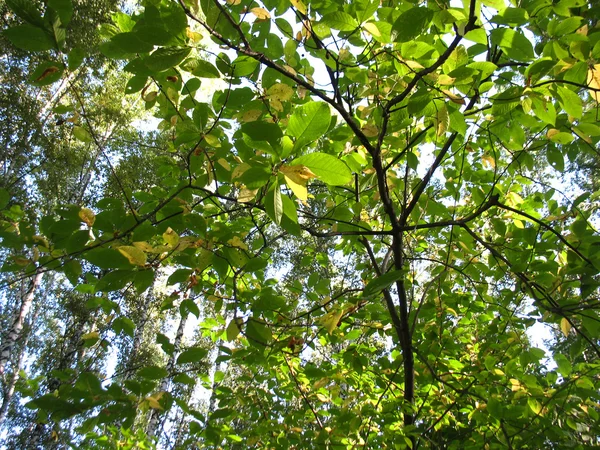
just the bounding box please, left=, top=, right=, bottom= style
left=1, top=0, right=600, bottom=448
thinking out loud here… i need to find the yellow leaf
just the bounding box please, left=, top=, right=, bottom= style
left=576, top=24, right=588, bottom=36
left=283, top=174, right=308, bottom=200
left=270, top=98, right=284, bottom=112
left=226, top=318, right=243, bottom=341
left=163, top=227, right=179, bottom=247
left=266, top=83, right=294, bottom=101
left=186, top=28, right=202, bottom=42
left=146, top=391, right=165, bottom=410
left=441, top=89, right=465, bottom=105
left=250, top=7, right=270, bottom=19
left=316, top=393, right=330, bottom=402
left=560, top=317, right=571, bottom=337
left=362, top=22, right=380, bottom=38
left=82, top=331, right=99, bottom=341
left=133, top=241, right=155, bottom=252
left=280, top=164, right=317, bottom=182
left=481, top=154, right=495, bottom=168
left=79, top=207, right=95, bottom=226
left=546, top=128, right=560, bottom=139
left=321, top=309, right=343, bottom=334
left=241, top=109, right=262, bottom=122
left=203, top=134, right=220, bottom=147
left=143, top=91, right=158, bottom=102
left=436, top=105, right=449, bottom=136
left=587, top=64, right=600, bottom=103
left=289, top=0, right=307, bottom=14
left=438, top=74, right=456, bottom=85
left=232, top=162, right=251, bottom=180
left=361, top=124, right=379, bottom=137
left=118, top=246, right=147, bottom=266
left=313, top=377, right=329, bottom=389
left=227, top=236, right=248, bottom=250
left=238, top=187, right=258, bottom=203
left=217, top=158, right=230, bottom=171
left=13, top=256, right=31, bottom=266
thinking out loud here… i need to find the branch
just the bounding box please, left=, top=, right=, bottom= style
left=177, top=0, right=376, bottom=155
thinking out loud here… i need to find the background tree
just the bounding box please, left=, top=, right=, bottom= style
left=1, top=0, right=600, bottom=448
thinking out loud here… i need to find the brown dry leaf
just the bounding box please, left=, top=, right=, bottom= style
left=250, top=7, right=270, bottom=20
left=35, top=66, right=60, bottom=82
left=587, top=64, right=600, bottom=103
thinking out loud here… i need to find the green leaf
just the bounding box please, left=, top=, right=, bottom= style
left=84, top=248, right=132, bottom=269
left=111, top=32, right=154, bottom=54
left=113, top=317, right=136, bottom=337
left=73, top=126, right=92, bottom=143
left=490, top=28, right=534, bottom=62
left=138, top=366, right=169, bottom=380
left=321, top=12, right=359, bottom=32
left=487, top=398, right=504, bottom=419
left=96, top=270, right=135, bottom=292
left=287, top=102, right=331, bottom=149
left=554, top=353, right=572, bottom=377
left=177, top=347, right=207, bottom=364
left=546, top=145, right=564, bottom=172
left=528, top=398, right=542, bottom=415
left=556, top=86, right=582, bottom=119
left=0, top=189, right=10, bottom=209
left=48, top=0, right=73, bottom=25
left=291, top=153, right=352, bottom=186
left=145, top=47, right=191, bottom=72
left=363, top=270, right=404, bottom=297
left=4, top=25, right=55, bottom=51
left=231, top=56, right=259, bottom=77
left=226, top=318, right=243, bottom=341
left=180, top=299, right=200, bottom=318
left=185, top=59, right=221, bottom=78
left=5, top=0, right=44, bottom=27
left=241, top=121, right=282, bottom=146
left=68, top=47, right=86, bottom=71
left=245, top=318, right=272, bottom=346
left=391, top=7, right=433, bottom=42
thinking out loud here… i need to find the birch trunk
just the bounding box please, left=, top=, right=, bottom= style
left=146, top=312, right=188, bottom=440
left=0, top=268, right=42, bottom=376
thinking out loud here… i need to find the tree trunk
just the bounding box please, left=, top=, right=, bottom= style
left=0, top=268, right=42, bottom=376
left=147, top=311, right=188, bottom=440
left=0, top=306, right=39, bottom=425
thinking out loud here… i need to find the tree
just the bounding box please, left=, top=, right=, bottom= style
left=2, top=0, right=600, bottom=448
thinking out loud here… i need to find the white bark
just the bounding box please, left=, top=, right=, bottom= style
left=0, top=268, right=42, bottom=376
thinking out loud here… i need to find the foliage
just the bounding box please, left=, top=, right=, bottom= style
left=1, top=0, right=600, bottom=448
